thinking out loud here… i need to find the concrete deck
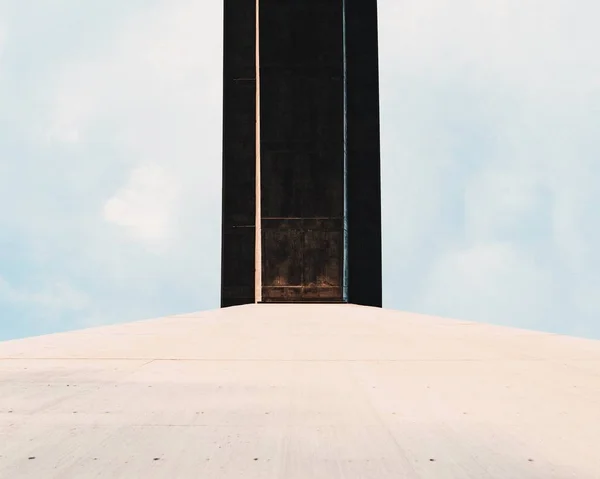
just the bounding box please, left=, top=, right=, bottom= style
left=1, top=304, right=600, bottom=478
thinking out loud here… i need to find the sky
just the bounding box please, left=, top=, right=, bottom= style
left=0, top=0, right=599, bottom=341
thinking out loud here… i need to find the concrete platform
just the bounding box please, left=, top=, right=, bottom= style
left=1, top=304, right=600, bottom=478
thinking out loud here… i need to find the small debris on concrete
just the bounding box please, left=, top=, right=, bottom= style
left=28, top=457, right=35, bottom=460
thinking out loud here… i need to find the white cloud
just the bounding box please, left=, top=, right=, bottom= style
left=46, top=0, right=222, bottom=151
left=0, top=0, right=223, bottom=337
left=40, top=0, right=222, bottom=255
left=416, top=242, right=554, bottom=329
left=463, top=169, right=547, bottom=243
left=0, top=22, right=5, bottom=54
left=43, top=0, right=223, bottom=253
left=378, top=0, right=600, bottom=335
left=0, top=276, right=89, bottom=313
left=0, top=22, right=5, bottom=91
left=103, top=164, right=181, bottom=249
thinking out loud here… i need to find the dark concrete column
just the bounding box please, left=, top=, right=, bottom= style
left=345, top=0, right=383, bottom=307
left=221, top=0, right=382, bottom=307
left=221, top=0, right=256, bottom=307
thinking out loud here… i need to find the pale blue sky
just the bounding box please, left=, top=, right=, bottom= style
left=1, top=0, right=599, bottom=341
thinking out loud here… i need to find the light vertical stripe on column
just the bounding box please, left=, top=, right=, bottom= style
left=254, top=0, right=262, bottom=303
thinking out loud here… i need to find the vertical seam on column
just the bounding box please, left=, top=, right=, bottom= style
left=342, top=0, right=349, bottom=303
left=255, top=0, right=262, bottom=303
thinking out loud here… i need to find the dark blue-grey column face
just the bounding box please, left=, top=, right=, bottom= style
left=345, top=0, right=383, bottom=308
left=221, top=0, right=382, bottom=308
left=221, top=1, right=256, bottom=307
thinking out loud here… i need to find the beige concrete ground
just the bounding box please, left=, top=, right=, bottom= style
left=1, top=304, right=599, bottom=478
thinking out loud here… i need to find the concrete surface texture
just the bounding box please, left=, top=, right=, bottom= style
left=1, top=304, right=600, bottom=478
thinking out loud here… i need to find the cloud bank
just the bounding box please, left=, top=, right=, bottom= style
left=379, top=0, right=600, bottom=337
